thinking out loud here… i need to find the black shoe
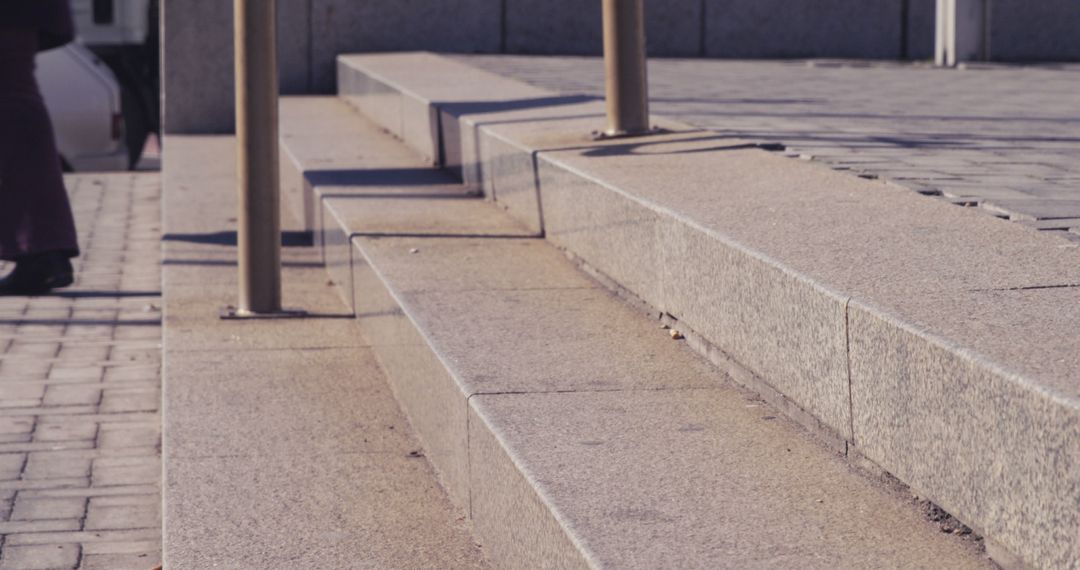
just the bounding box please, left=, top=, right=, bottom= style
left=0, top=253, right=75, bottom=296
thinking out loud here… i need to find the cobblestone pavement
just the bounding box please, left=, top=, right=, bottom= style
left=456, top=55, right=1080, bottom=242
left=0, top=174, right=161, bottom=570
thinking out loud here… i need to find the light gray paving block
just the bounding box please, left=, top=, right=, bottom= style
left=10, top=498, right=86, bottom=522
left=19, top=486, right=158, bottom=501
left=99, top=389, right=158, bottom=414
left=84, top=502, right=160, bottom=531
left=0, top=453, right=24, bottom=481
left=80, top=553, right=161, bottom=570
left=704, top=0, right=904, bottom=58
left=4, top=529, right=160, bottom=546
left=97, top=425, right=159, bottom=451
left=0, top=385, right=45, bottom=403
left=311, top=1, right=502, bottom=92
left=101, top=366, right=158, bottom=382
left=91, top=457, right=159, bottom=487
left=0, top=543, right=79, bottom=570
left=0, top=418, right=33, bottom=439
left=42, top=385, right=100, bottom=408
left=0, top=519, right=82, bottom=534
left=81, top=540, right=160, bottom=555
left=89, top=494, right=159, bottom=508
left=44, top=364, right=102, bottom=382
left=980, top=198, right=1080, bottom=221
left=849, top=287, right=1080, bottom=570
left=23, top=454, right=91, bottom=481
left=470, top=390, right=991, bottom=569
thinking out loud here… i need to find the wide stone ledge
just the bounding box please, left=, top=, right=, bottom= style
left=336, top=216, right=990, bottom=570
left=334, top=52, right=1080, bottom=568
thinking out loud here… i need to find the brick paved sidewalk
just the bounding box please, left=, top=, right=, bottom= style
left=0, top=174, right=161, bottom=570
left=457, top=55, right=1080, bottom=243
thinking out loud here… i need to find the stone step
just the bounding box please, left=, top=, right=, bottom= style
left=334, top=52, right=1080, bottom=570
left=161, top=135, right=492, bottom=569
left=279, top=95, right=992, bottom=568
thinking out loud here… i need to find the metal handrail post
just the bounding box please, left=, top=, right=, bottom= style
left=601, top=0, right=651, bottom=137
left=935, top=0, right=990, bottom=66
left=234, top=0, right=282, bottom=315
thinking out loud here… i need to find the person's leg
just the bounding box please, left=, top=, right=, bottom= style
left=0, top=28, right=79, bottom=294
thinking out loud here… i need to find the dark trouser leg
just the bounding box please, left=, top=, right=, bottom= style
left=0, top=81, right=80, bottom=262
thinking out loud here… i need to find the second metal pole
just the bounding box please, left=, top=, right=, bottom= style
left=601, top=0, right=650, bottom=136
left=234, top=0, right=282, bottom=315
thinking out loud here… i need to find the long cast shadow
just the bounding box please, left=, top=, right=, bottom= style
left=162, top=231, right=314, bottom=247
left=161, top=259, right=325, bottom=268
left=0, top=318, right=160, bottom=326
left=305, top=168, right=456, bottom=188
left=436, top=94, right=598, bottom=117
left=50, top=290, right=161, bottom=299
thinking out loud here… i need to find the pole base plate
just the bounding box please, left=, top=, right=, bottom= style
left=591, top=126, right=667, bottom=141
left=219, top=306, right=309, bottom=320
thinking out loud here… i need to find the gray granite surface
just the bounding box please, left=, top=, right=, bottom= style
left=456, top=54, right=1080, bottom=240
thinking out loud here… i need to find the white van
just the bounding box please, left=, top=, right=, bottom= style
left=35, top=44, right=128, bottom=172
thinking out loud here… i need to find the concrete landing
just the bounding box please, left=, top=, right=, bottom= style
left=161, top=136, right=490, bottom=569
left=279, top=96, right=993, bottom=569
left=335, top=52, right=1080, bottom=570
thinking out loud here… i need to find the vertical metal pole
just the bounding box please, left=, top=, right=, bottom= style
left=936, top=0, right=989, bottom=67
left=602, top=0, right=650, bottom=136
left=234, top=0, right=282, bottom=314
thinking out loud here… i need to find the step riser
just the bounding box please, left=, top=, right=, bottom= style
left=352, top=244, right=472, bottom=509
left=280, top=145, right=318, bottom=234
left=333, top=54, right=1079, bottom=569
left=319, top=197, right=355, bottom=311
left=327, top=233, right=593, bottom=567
left=468, top=399, right=595, bottom=569
left=337, top=61, right=442, bottom=167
